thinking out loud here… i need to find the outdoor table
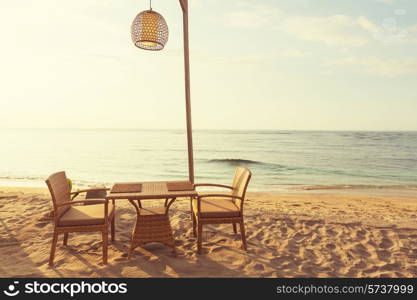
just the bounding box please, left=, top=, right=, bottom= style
left=106, top=181, right=197, bottom=257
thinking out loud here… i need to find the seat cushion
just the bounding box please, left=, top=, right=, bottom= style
left=58, top=203, right=114, bottom=227
left=192, top=198, right=240, bottom=218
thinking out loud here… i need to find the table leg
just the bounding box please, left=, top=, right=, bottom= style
left=128, top=199, right=140, bottom=259
left=166, top=197, right=177, bottom=256
left=128, top=197, right=178, bottom=259
left=165, top=197, right=177, bottom=213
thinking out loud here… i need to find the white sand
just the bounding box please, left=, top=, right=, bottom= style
left=1, top=187, right=417, bottom=277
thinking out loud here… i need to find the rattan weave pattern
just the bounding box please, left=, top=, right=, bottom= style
left=129, top=212, right=177, bottom=258
left=111, top=183, right=142, bottom=193
left=131, top=10, right=169, bottom=51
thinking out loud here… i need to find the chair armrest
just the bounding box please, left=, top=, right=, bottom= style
left=83, top=198, right=111, bottom=205
left=56, top=199, right=107, bottom=208
left=197, top=194, right=243, bottom=201
left=70, top=187, right=109, bottom=200
left=194, top=183, right=233, bottom=190
left=70, top=187, right=109, bottom=195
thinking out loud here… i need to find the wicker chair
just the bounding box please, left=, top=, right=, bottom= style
left=192, top=167, right=252, bottom=254
left=46, top=171, right=115, bottom=266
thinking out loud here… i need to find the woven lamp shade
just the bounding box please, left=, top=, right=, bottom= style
left=131, top=10, right=169, bottom=51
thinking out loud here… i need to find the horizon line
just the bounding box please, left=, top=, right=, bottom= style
left=1, top=127, right=417, bottom=132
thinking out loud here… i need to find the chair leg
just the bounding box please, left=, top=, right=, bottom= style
left=63, top=233, right=69, bottom=246
left=172, top=245, right=178, bottom=257
left=232, top=223, right=237, bottom=234
left=127, top=243, right=136, bottom=260
left=49, top=230, right=59, bottom=266
left=102, top=230, right=108, bottom=265
left=190, top=197, right=193, bottom=222
left=192, top=213, right=197, bottom=237
left=111, top=216, right=115, bottom=242
left=197, top=222, right=203, bottom=254
left=240, top=221, right=247, bottom=251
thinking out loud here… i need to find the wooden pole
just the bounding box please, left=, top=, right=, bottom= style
left=179, top=0, right=194, bottom=183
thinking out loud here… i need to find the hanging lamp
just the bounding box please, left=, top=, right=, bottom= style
left=131, top=0, right=169, bottom=51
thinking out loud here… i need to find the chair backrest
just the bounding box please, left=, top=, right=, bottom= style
left=45, top=171, right=71, bottom=219
left=231, top=167, right=252, bottom=209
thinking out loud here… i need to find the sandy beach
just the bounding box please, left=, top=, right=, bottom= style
left=1, top=187, right=417, bottom=278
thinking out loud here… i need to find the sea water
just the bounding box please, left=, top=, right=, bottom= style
left=0, top=129, right=416, bottom=191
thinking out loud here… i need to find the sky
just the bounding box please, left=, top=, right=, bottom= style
left=0, top=0, right=416, bottom=131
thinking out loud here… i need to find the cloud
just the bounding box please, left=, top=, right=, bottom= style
left=326, top=56, right=417, bottom=77
left=281, top=14, right=417, bottom=46
left=218, top=3, right=416, bottom=47
left=281, top=15, right=376, bottom=47
left=190, top=0, right=221, bottom=8
left=409, top=25, right=417, bottom=32
left=191, top=49, right=307, bottom=66
left=275, top=49, right=307, bottom=58
left=357, top=16, right=380, bottom=33
left=372, top=0, right=394, bottom=4
left=222, top=4, right=281, bottom=28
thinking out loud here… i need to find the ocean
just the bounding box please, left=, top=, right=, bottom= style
left=0, top=129, right=416, bottom=191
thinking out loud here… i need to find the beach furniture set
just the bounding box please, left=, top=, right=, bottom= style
left=45, top=167, right=251, bottom=265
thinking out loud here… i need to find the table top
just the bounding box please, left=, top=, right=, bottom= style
left=106, top=181, right=197, bottom=200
